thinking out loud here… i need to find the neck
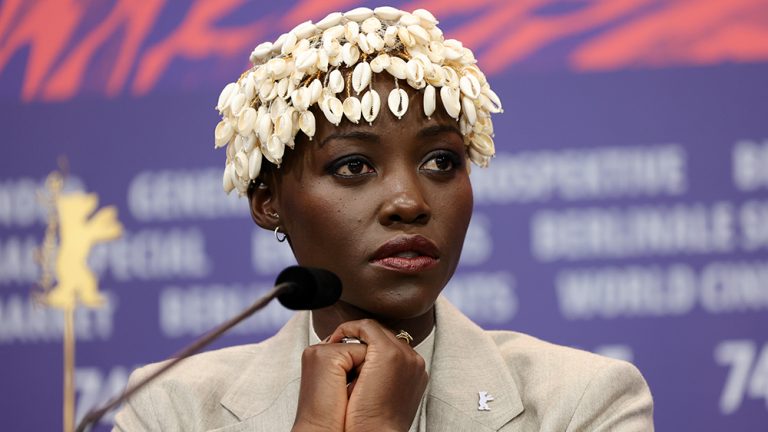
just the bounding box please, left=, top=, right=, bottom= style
left=311, top=301, right=436, bottom=346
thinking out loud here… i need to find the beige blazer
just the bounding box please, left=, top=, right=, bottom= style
left=113, top=297, right=654, bottom=431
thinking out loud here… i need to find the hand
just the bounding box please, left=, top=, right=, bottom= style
left=291, top=319, right=428, bottom=432
left=292, top=338, right=367, bottom=432
left=330, top=319, right=429, bottom=432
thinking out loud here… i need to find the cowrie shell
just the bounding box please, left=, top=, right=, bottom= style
left=316, top=12, right=343, bottom=30
left=344, top=21, right=360, bottom=41
left=442, top=46, right=462, bottom=61
left=383, top=26, right=398, bottom=46
left=323, top=24, right=345, bottom=43
left=344, top=7, right=373, bottom=22
left=217, top=82, right=237, bottom=112
left=462, top=96, right=477, bottom=125
left=423, top=85, right=436, bottom=118
left=266, top=135, right=285, bottom=166
left=328, top=69, right=344, bottom=93
left=361, top=17, right=382, bottom=34
left=293, top=38, right=310, bottom=57
left=323, top=37, right=341, bottom=58
left=425, top=65, right=445, bottom=86
left=468, top=147, right=490, bottom=168
left=388, top=88, right=408, bottom=119
left=214, top=120, right=234, bottom=148
left=281, top=32, right=297, bottom=55
left=308, top=79, right=323, bottom=104
left=269, top=97, right=287, bottom=121
left=413, top=9, right=438, bottom=28
left=229, top=92, right=246, bottom=116
left=272, top=33, right=287, bottom=55
left=323, top=97, right=343, bottom=125
left=226, top=139, right=236, bottom=160
left=361, top=90, right=381, bottom=124
left=406, top=59, right=424, bottom=83
left=407, top=25, right=430, bottom=45
left=275, top=112, right=293, bottom=143
left=232, top=168, right=247, bottom=194
left=398, top=13, right=420, bottom=27
left=459, top=74, right=481, bottom=99
left=242, top=132, right=257, bottom=152
left=257, top=110, right=272, bottom=144
left=483, top=88, right=503, bottom=112
left=276, top=78, right=289, bottom=99
left=428, top=26, right=443, bottom=41
left=440, top=86, right=461, bottom=119
left=367, top=32, right=384, bottom=52
left=385, top=56, right=407, bottom=80
left=470, top=133, right=495, bottom=157
left=442, top=66, right=459, bottom=86
left=374, top=6, right=403, bottom=21
left=444, top=39, right=464, bottom=50
left=352, top=61, right=372, bottom=94
left=258, top=80, right=274, bottom=100
left=295, top=49, right=318, bottom=72
left=343, top=96, right=362, bottom=124
left=234, top=150, right=248, bottom=177
left=370, top=53, right=390, bottom=73
left=397, top=26, right=414, bottom=47
left=461, top=48, right=476, bottom=64
left=223, top=163, right=236, bottom=193
left=342, top=42, right=360, bottom=67
left=356, top=32, right=371, bottom=54
left=291, top=86, right=311, bottom=111
left=299, top=110, right=316, bottom=139
left=238, top=107, right=257, bottom=134
left=316, top=49, right=329, bottom=71
left=249, top=42, right=273, bottom=63
left=248, top=148, right=263, bottom=179
left=266, top=58, right=287, bottom=78
left=292, top=20, right=317, bottom=39
left=244, top=75, right=256, bottom=100
left=426, top=41, right=444, bottom=63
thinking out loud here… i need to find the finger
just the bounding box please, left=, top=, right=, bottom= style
left=293, top=343, right=368, bottom=430
left=329, top=319, right=407, bottom=351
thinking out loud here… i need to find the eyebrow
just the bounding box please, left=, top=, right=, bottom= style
left=417, top=124, right=463, bottom=139
left=319, top=130, right=380, bottom=148
left=319, top=124, right=463, bottom=148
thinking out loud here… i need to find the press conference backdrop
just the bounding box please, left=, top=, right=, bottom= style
left=1, top=1, right=767, bottom=430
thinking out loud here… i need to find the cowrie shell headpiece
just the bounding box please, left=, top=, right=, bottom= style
left=215, top=7, right=503, bottom=195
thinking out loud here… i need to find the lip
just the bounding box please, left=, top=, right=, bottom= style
left=370, top=235, right=440, bottom=273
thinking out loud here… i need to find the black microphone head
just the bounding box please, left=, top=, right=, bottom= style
left=275, top=266, right=342, bottom=310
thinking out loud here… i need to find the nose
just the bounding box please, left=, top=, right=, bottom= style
left=377, top=171, right=432, bottom=226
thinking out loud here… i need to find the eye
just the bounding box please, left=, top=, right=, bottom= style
left=420, top=151, right=461, bottom=172
left=331, top=156, right=375, bottom=177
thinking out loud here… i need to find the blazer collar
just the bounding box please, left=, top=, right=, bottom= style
left=219, top=311, right=309, bottom=425
left=427, top=297, right=524, bottom=430
left=218, top=297, right=524, bottom=430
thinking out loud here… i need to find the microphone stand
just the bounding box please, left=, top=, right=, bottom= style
left=75, top=281, right=296, bottom=432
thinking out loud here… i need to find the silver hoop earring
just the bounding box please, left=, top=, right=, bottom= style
left=274, top=226, right=287, bottom=243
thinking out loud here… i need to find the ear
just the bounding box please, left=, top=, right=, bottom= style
left=248, top=182, right=280, bottom=230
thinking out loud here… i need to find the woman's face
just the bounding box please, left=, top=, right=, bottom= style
left=259, top=75, right=473, bottom=321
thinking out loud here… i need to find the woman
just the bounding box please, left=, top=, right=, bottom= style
left=115, top=6, right=653, bottom=431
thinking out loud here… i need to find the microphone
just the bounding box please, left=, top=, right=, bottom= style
left=75, top=266, right=341, bottom=432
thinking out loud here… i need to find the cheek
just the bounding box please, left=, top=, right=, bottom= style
left=279, top=182, right=370, bottom=264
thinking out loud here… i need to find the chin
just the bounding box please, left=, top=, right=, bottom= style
left=349, top=282, right=441, bottom=321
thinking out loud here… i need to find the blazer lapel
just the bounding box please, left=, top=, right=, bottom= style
left=426, top=297, right=524, bottom=431
left=217, top=311, right=310, bottom=430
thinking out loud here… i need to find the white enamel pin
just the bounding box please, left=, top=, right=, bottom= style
left=478, top=391, right=494, bottom=411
